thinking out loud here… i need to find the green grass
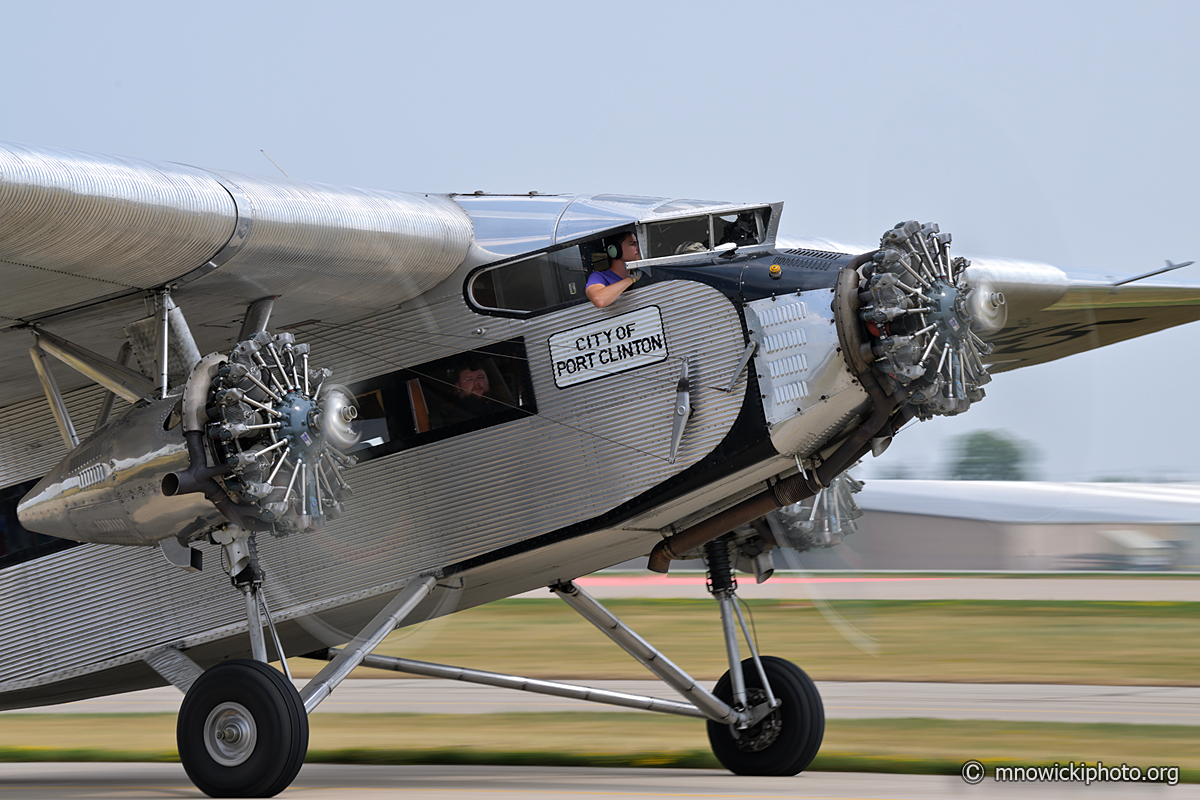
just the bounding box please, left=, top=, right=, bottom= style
left=4, top=597, right=1195, bottom=782
left=0, top=714, right=1194, bottom=781
left=282, top=598, right=1200, bottom=686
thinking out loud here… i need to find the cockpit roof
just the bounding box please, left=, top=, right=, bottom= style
left=450, top=193, right=762, bottom=257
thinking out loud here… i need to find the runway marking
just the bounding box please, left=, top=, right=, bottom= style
left=574, top=576, right=951, bottom=586
left=291, top=789, right=898, bottom=799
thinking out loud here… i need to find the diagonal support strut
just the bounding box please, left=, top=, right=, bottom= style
left=551, top=580, right=745, bottom=725
left=299, top=575, right=437, bottom=714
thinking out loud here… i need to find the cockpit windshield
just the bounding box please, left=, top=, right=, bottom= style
left=642, top=206, right=774, bottom=263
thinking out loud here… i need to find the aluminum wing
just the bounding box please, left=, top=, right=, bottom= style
left=0, top=141, right=474, bottom=407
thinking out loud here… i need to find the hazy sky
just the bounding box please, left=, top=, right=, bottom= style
left=1, top=0, right=1197, bottom=481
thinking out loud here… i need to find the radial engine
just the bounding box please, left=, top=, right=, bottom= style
left=702, top=221, right=1007, bottom=577
left=18, top=329, right=359, bottom=550
left=835, top=220, right=1001, bottom=421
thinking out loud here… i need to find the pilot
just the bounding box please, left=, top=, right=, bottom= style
left=586, top=231, right=642, bottom=309
left=432, top=362, right=501, bottom=428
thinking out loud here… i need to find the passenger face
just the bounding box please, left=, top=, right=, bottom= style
left=457, top=368, right=489, bottom=398
left=621, top=234, right=641, bottom=262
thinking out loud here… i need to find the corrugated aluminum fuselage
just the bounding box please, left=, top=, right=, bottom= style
left=0, top=144, right=869, bottom=709
left=0, top=261, right=866, bottom=710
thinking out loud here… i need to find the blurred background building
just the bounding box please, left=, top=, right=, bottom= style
left=796, top=481, right=1200, bottom=572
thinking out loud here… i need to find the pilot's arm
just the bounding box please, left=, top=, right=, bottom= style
left=586, top=273, right=638, bottom=309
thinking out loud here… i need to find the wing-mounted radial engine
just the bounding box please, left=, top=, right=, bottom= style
left=164, top=329, right=359, bottom=538
left=18, top=320, right=359, bottom=570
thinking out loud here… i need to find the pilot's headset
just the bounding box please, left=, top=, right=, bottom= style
left=606, top=234, right=629, bottom=261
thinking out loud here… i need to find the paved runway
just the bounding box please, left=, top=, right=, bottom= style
left=7, top=679, right=1195, bottom=725
left=539, top=574, right=1200, bottom=602
left=0, top=763, right=1189, bottom=799
left=2, top=578, right=1193, bottom=799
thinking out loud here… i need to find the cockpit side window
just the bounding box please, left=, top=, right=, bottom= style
left=471, top=252, right=570, bottom=313
left=468, top=234, right=625, bottom=317
left=716, top=208, right=769, bottom=247
left=646, top=216, right=711, bottom=258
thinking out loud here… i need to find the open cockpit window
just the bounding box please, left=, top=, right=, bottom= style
left=466, top=203, right=778, bottom=316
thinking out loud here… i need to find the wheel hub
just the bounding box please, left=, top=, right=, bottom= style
left=733, top=688, right=783, bottom=753
left=203, top=701, right=258, bottom=766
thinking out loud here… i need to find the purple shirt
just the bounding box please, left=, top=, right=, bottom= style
left=586, top=269, right=624, bottom=289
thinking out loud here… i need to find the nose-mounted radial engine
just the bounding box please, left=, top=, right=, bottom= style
left=649, top=221, right=1003, bottom=576
left=718, top=221, right=1003, bottom=575
left=837, top=220, right=1000, bottom=421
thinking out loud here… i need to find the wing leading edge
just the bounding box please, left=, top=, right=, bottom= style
left=982, top=281, right=1200, bottom=372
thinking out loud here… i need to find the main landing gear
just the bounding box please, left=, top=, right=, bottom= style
left=701, top=537, right=824, bottom=775
left=167, top=511, right=440, bottom=797
left=175, top=537, right=311, bottom=798
left=177, top=659, right=307, bottom=798
left=302, top=533, right=825, bottom=780
left=166, top=532, right=820, bottom=795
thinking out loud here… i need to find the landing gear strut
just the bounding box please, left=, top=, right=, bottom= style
left=702, top=536, right=824, bottom=776
left=177, top=531, right=306, bottom=797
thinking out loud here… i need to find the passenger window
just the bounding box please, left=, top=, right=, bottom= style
left=352, top=389, right=390, bottom=449
left=346, top=338, right=536, bottom=459
left=0, top=476, right=79, bottom=569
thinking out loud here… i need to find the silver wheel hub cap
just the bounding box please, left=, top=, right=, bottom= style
left=204, top=701, right=258, bottom=766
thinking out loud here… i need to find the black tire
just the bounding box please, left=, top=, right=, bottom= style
left=706, top=655, right=824, bottom=776
left=178, top=659, right=309, bottom=798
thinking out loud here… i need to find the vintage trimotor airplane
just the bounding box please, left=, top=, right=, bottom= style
left=0, top=141, right=1197, bottom=797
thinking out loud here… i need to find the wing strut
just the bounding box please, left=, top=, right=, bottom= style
left=93, top=342, right=133, bottom=433
left=32, top=328, right=155, bottom=403
left=28, top=339, right=78, bottom=450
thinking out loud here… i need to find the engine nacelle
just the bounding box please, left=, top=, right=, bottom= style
left=18, top=393, right=224, bottom=546
left=18, top=328, right=359, bottom=546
